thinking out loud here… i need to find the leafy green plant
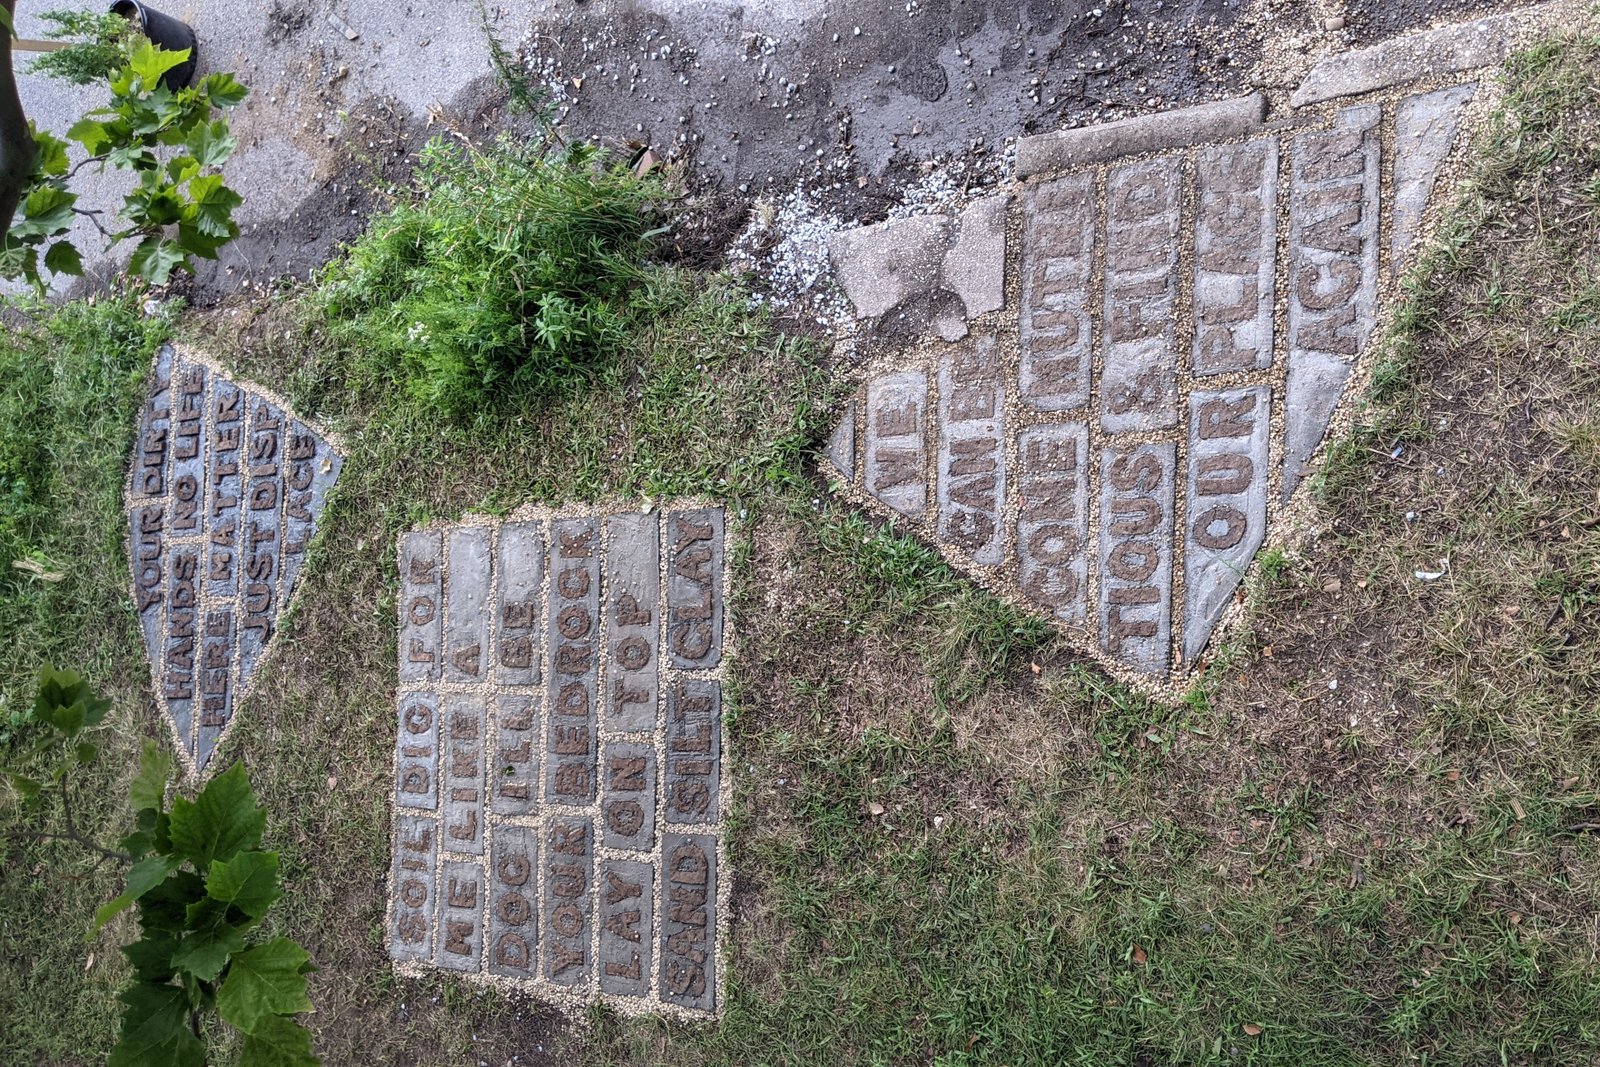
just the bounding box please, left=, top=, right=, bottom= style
left=1, top=38, right=248, bottom=288
left=6, top=667, right=318, bottom=1066
left=317, top=135, right=665, bottom=416
left=24, top=9, right=140, bottom=85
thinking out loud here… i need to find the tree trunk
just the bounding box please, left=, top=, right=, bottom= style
left=0, top=0, right=39, bottom=235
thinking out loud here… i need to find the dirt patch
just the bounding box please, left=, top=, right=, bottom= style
left=517, top=0, right=1256, bottom=196
left=1342, top=0, right=1518, bottom=46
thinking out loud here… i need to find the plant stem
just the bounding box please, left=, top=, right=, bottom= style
left=0, top=0, right=39, bottom=234
left=10, top=828, right=132, bottom=863
left=58, top=774, right=131, bottom=863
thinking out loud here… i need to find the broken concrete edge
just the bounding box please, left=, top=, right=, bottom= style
left=817, top=62, right=1511, bottom=703
left=125, top=341, right=347, bottom=783
left=1289, top=6, right=1541, bottom=108
left=1013, top=93, right=1267, bottom=180
left=384, top=496, right=736, bottom=1021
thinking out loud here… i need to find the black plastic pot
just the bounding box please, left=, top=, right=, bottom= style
left=109, top=0, right=197, bottom=90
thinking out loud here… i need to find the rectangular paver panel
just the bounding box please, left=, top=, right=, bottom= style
left=659, top=833, right=717, bottom=1014
left=495, top=521, right=544, bottom=687
left=1183, top=386, right=1272, bottom=666
left=1101, top=157, right=1181, bottom=434
left=1194, top=138, right=1278, bottom=376
left=546, top=517, right=599, bottom=806
left=607, top=512, right=661, bottom=731
left=1016, top=424, right=1090, bottom=623
left=667, top=507, right=724, bottom=670
left=599, top=859, right=655, bottom=998
left=543, top=815, right=594, bottom=987
left=487, top=825, right=538, bottom=979
left=388, top=814, right=437, bottom=962
left=864, top=370, right=928, bottom=518
left=1284, top=105, right=1380, bottom=500
left=1098, top=442, right=1176, bottom=676
left=937, top=335, right=1007, bottom=566
left=1020, top=173, right=1094, bottom=412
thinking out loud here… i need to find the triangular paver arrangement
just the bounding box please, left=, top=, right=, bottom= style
left=127, top=344, right=342, bottom=773
left=826, top=14, right=1515, bottom=687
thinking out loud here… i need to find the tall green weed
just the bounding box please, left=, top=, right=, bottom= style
left=317, top=137, right=665, bottom=417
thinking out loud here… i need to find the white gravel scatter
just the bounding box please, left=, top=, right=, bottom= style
left=728, top=184, right=854, bottom=327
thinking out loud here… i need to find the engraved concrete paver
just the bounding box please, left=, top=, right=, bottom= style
left=388, top=506, right=730, bottom=1017
left=1101, top=157, right=1182, bottom=435
left=828, top=62, right=1485, bottom=687
left=1183, top=386, right=1273, bottom=665
left=1020, top=173, right=1095, bottom=412
left=127, top=344, right=342, bottom=774
left=1284, top=105, right=1381, bottom=502
left=1393, top=84, right=1477, bottom=268
left=1194, top=139, right=1278, bottom=376
left=937, top=337, right=1007, bottom=567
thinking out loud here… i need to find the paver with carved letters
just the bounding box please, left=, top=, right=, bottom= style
left=828, top=72, right=1484, bottom=688
left=127, top=344, right=343, bottom=774
left=387, top=506, right=729, bottom=1017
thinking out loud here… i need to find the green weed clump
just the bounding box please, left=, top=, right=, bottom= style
left=316, top=137, right=665, bottom=417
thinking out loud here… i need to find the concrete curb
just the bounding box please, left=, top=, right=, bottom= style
left=1014, top=93, right=1267, bottom=179
left=1290, top=12, right=1518, bottom=107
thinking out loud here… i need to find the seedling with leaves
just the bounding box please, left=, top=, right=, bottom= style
left=6, top=668, right=318, bottom=1066
left=1, top=37, right=248, bottom=288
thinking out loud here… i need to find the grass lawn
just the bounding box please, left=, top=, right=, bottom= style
left=3, top=21, right=1600, bottom=1067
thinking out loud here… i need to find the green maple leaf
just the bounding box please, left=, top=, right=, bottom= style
left=218, top=938, right=315, bottom=1036
left=168, top=762, right=265, bottom=868
left=127, top=235, right=187, bottom=286
left=130, top=740, right=170, bottom=815
left=122, top=928, right=181, bottom=982
left=187, top=174, right=243, bottom=238
left=205, top=850, right=282, bottom=921
left=170, top=900, right=247, bottom=982
left=94, top=853, right=179, bottom=931
left=127, top=40, right=190, bottom=93
left=239, top=1012, right=318, bottom=1066
left=200, top=72, right=249, bottom=108
left=107, top=982, right=205, bottom=1067
left=186, top=119, right=237, bottom=167
left=31, top=128, right=70, bottom=178
left=32, top=666, right=111, bottom=736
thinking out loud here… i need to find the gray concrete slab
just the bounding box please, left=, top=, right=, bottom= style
left=605, top=513, right=660, bottom=732
left=1101, top=158, right=1181, bottom=435
left=1098, top=442, right=1176, bottom=676
left=495, top=521, right=544, bottom=688
left=664, top=680, right=721, bottom=827
left=546, top=518, right=599, bottom=807
left=1016, top=93, right=1265, bottom=178
left=1392, top=84, right=1476, bottom=268
left=864, top=370, right=928, bottom=519
left=1020, top=173, right=1095, bottom=413
left=659, top=833, right=717, bottom=1013
left=487, top=826, right=538, bottom=979
left=441, top=693, right=486, bottom=856
left=666, top=508, right=724, bottom=670
left=1016, top=424, right=1090, bottom=624
left=388, top=814, right=437, bottom=963
left=1193, top=139, right=1278, bottom=376
left=1182, top=386, right=1272, bottom=666
left=435, top=857, right=485, bottom=972
left=543, top=815, right=594, bottom=988
left=1291, top=12, right=1515, bottom=106
left=395, top=690, right=439, bottom=812
left=599, top=859, right=654, bottom=998
left=444, top=526, right=491, bottom=684
left=937, top=335, right=1006, bottom=566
